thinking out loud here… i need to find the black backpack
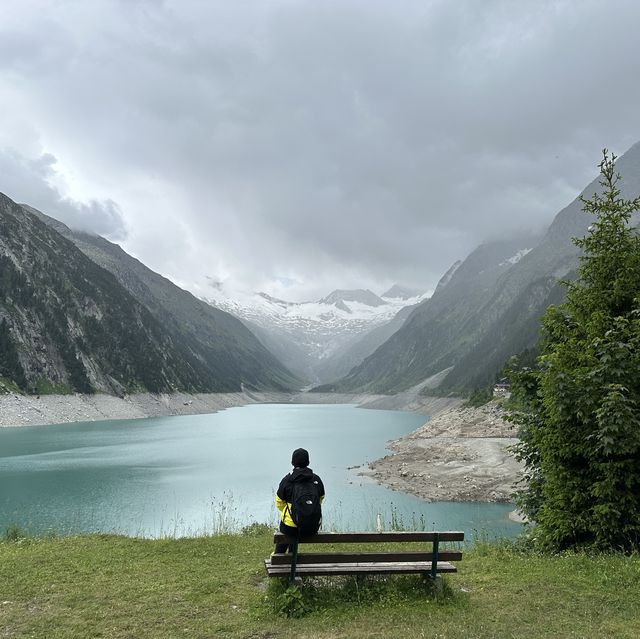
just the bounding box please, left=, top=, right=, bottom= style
left=288, top=477, right=322, bottom=537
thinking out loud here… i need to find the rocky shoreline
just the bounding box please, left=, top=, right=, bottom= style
left=0, top=391, right=259, bottom=427
left=365, top=401, right=523, bottom=503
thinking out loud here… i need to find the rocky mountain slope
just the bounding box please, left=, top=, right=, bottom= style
left=321, top=142, right=640, bottom=394
left=204, top=287, right=428, bottom=384
left=0, top=194, right=300, bottom=394
left=317, top=234, right=541, bottom=393
left=313, top=301, right=420, bottom=384
left=381, top=284, right=426, bottom=300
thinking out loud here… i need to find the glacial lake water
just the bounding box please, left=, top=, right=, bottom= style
left=0, top=404, right=521, bottom=540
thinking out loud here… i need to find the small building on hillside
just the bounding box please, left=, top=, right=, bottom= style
left=493, top=378, right=511, bottom=398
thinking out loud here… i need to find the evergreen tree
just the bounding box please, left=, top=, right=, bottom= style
left=510, top=150, right=640, bottom=552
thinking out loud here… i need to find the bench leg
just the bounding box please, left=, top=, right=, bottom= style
left=424, top=532, right=445, bottom=591
left=423, top=573, right=445, bottom=594
left=430, top=533, right=440, bottom=580
left=289, top=541, right=299, bottom=584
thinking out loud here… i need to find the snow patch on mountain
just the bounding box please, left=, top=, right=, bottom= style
left=206, top=290, right=426, bottom=330
left=500, top=248, right=533, bottom=266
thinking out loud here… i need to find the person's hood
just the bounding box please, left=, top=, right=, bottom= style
left=291, top=467, right=314, bottom=482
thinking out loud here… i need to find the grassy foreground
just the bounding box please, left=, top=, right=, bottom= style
left=1, top=531, right=639, bottom=639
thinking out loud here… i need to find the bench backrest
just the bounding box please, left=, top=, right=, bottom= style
left=274, top=531, right=465, bottom=544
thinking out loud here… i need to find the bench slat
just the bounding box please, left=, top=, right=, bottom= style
left=264, top=559, right=458, bottom=577
left=270, top=551, right=463, bottom=565
left=273, top=531, right=465, bottom=544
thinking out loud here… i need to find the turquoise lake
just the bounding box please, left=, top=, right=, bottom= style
left=0, top=404, right=521, bottom=539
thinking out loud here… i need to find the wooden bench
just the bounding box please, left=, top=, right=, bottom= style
left=264, top=531, right=464, bottom=582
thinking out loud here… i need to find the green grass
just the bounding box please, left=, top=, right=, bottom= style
left=463, top=386, right=495, bottom=408
left=29, top=377, right=73, bottom=395
left=1, top=533, right=639, bottom=638
left=0, top=376, right=22, bottom=394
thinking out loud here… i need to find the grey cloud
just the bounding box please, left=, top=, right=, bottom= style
left=0, top=148, right=128, bottom=240
left=1, top=1, right=639, bottom=299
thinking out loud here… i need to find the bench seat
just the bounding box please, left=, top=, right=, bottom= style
left=264, top=560, right=458, bottom=577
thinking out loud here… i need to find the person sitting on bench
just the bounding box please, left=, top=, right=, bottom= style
left=274, top=448, right=325, bottom=553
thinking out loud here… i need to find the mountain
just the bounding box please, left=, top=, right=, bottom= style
left=319, top=141, right=640, bottom=395
left=312, top=301, right=421, bottom=383
left=319, top=289, right=387, bottom=307
left=204, top=286, right=428, bottom=384
left=442, top=145, right=640, bottom=391
left=432, top=261, right=461, bottom=294
left=381, top=284, right=426, bottom=300
left=0, top=194, right=300, bottom=394
left=315, top=234, right=541, bottom=393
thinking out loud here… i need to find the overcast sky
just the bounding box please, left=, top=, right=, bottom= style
left=1, top=0, right=639, bottom=302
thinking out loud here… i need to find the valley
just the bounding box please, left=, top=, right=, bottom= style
left=3, top=142, right=640, bottom=403
left=204, top=285, right=428, bottom=384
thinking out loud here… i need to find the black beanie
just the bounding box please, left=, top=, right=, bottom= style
left=291, top=448, right=309, bottom=468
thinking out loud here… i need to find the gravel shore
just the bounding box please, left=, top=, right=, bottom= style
left=0, top=387, right=461, bottom=428
left=0, top=391, right=256, bottom=427
left=365, top=401, right=523, bottom=503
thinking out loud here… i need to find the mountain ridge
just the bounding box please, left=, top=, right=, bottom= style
left=1, top=194, right=300, bottom=394
left=204, top=285, right=429, bottom=384
left=317, top=141, right=640, bottom=395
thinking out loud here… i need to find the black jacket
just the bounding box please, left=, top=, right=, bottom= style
left=276, top=467, right=325, bottom=526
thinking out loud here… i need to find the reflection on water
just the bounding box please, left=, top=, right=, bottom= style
left=0, top=404, right=521, bottom=539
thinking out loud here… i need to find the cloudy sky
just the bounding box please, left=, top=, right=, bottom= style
left=1, top=0, right=639, bottom=302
